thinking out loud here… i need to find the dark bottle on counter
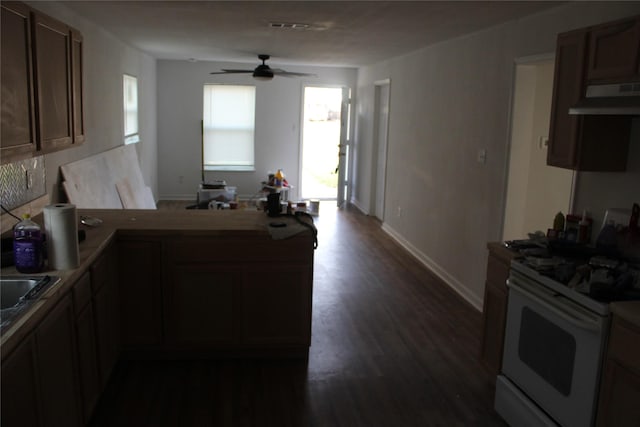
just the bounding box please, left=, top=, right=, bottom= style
left=13, top=213, right=44, bottom=273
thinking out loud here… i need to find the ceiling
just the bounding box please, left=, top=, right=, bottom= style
left=60, top=1, right=564, bottom=68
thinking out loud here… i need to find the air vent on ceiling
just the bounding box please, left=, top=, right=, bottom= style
left=269, top=22, right=310, bottom=30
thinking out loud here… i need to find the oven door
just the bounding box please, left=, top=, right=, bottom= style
left=501, top=271, right=608, bottom=427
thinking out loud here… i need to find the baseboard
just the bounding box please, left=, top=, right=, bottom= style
left=381, top=222, right=483, bottom=311
left=350, top=198, right=370, bottom=215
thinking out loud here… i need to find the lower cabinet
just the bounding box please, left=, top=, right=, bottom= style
left=1, top=295, right=83, bottom=427
left=242, top=265, right=312, bottom=346
left=1, top=337, right=40, bottom=427
left=91, top=242, right=120, bottom=385
left=118, top=238, right=163, bottom=350
left=163, top=235, right=314, bottom=355
left=480, top=243, right=518, bottom=377
left=164, top=265, right=237, bottom=346
left=0, top=231, right=315, bottom=426
left=35, top=294, right=83, bottom=427
left=597, top=314, right=640, bottom=426
left=72, top=271, right=101, bottom=422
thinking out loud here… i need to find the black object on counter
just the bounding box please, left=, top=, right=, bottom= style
left=267, top=192, right=281, bottom=217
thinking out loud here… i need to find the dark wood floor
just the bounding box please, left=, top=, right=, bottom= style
left=89, top=202, right=506, bottom=427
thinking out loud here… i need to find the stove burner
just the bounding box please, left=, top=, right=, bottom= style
left=511, top=240, right=640, bottom=306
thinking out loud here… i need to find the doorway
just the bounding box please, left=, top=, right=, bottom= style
left=502, top=58, right=575, bottom=240
left=300, top=86, right=345, bottom=201
left=371, top=80, right=390, bottom=221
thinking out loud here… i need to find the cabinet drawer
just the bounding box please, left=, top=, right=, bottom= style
left=72, top=271, right=92, bottom=314
left=608, top=316, right=640, bottom=371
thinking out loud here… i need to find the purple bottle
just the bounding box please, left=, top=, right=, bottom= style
left=13, top=213, right=44, bottom=273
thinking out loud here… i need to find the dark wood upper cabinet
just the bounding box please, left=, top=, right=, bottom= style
left=32, top=10, right=73, bottom=153
left=70, top=28, right=85, bottom=145
left=547, top=30, right=587, bottom=169
left=547, top=17, right=636, bottom=172
left=1, top=2, right=36, bottom=164
left=587, top=16, right=640, bottom=83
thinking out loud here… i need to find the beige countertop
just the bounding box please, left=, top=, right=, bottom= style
left=1, top=208, right=307, bottom=358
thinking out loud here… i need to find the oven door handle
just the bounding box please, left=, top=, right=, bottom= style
left=506, top=279, right=601, bottom=332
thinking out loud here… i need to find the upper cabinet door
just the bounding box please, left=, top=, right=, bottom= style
left=1, top=2, right=36, bottom=164
left=547, top=30, right=587, bottom=169
left=32, top=10, right=73, bottom=152
left=70, top=28, right=85, bottom=145
left=587, top=16, right=640, bottom=82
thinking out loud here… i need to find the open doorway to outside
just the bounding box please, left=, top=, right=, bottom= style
left=300, top=86, right=347, bottom=203
left=502, top=57, right=575, bottom=241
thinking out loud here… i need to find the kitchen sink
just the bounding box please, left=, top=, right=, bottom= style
left=0, top=275, right=60, bottom=329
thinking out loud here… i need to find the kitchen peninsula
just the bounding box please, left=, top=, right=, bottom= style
left=0, top=209, right=315, bottom=427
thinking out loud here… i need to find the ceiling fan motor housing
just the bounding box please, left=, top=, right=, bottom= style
left=253, top=64, right=274, bottom=78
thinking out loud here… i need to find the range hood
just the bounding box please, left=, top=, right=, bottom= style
left=569, top=82, right=640, bottom=115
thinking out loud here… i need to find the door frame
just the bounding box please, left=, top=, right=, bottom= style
left=500, top=53, right=576, bottom=240
left=371, top=79, right=391, bottom=220
left=298, top=84, right=351, bottom=205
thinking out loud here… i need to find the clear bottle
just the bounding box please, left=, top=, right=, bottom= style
left=13, top=213, right=44, bottom=273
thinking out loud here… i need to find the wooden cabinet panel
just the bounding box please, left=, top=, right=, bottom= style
left=70, top=28, right=85, bottom=144
left=480, top=245, right=518, bottom=377
left=32, top=10, right=73, bottom=152
left=72, top=271, right=101, bottom=422
left=480, top=281, right=508, bottom=377
left=35, top=294, right=82, bottom=427
left=587, top=16, right=640, bottom=82
left=242, top=265, right=312, bottom=346
left=597, top=316, right=640, bottom=426
left=1, top=1, right=36, bottom=164
left=1, top=337, right=40, bottom=427
left=72, top=269, right=92, bottom=311
left=547, top=28, right=633, bottom=171
left=164, top=266, right=237, bottom=345
left=75, top=300, right=101, bottom=421
left=118, top=239, right=163, bottom=348
left=164, top=235, right=314, bottom=355
left=597, top=360, right=640, bottom=427
left=91, top=242, right=120, bottom=384
left=547, top=30, right=586, bottom=169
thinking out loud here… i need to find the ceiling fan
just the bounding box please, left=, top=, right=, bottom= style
left=210, top=54, right=315, bottom=80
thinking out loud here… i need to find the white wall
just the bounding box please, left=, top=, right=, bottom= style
left=156, top=60, right=357, bottom=201
left=353, top=2, right=640, bottom=309
left=24, top=1, right=158, bottom=202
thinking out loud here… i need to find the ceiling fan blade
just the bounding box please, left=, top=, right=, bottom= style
left=209, top=69, right=253, bottom=75
left=271, top=69, right=317, bottom=77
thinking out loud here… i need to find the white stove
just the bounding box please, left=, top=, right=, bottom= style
left=496, top=251, right=640, bottom=427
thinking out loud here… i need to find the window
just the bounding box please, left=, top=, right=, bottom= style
left=203, top=84, right=255, bottom=171
left=123, top=74, right=139, bottom=144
